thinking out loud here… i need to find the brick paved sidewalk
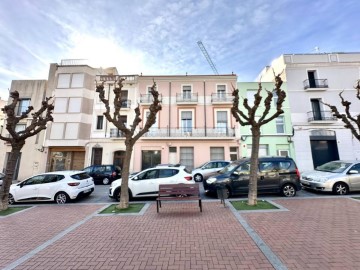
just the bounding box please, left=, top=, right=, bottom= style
left=1, top=198, right=360, bottom=270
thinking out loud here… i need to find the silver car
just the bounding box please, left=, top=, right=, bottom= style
left=192, top=160, right=230, bottom=182
left=301, top=160, right=360, bottom=195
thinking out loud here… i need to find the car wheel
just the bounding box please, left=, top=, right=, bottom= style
left=102, top=178, right=110, bottom=185
left=55, top=192, right=69, bottom=204
left=114, top=188, right=121, bottom=202
left=8, top=193, right=15, bottom=205
left=217, top=187, right=230, bottom=199
left=333, top=182, right=349, bottom=195
left=194, top=174, right=203, bottom=182
left=282, top=183, right=296, bottom=197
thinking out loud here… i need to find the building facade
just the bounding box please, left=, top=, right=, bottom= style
left=236, top=82, right=295, bottom=159
left=258, top=53, right=360, bottom=171
left=133, top=74, right=240, bottom=172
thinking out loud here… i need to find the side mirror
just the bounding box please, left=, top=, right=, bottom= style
left=233, top=171, right=240, bottom=175
left=348, top=170, right=359, bottom=174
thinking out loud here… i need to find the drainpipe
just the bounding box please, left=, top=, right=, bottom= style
left=169, top=81, right=171, bottom=137
left=204, top=80, right=207, bottom=137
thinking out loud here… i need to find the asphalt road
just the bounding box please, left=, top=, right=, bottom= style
left=77, top=182, right=322, bottom=204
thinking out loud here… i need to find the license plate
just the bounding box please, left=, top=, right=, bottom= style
left=84, top=188, right=91, bottom=193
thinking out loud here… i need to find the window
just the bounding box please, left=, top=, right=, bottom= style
left=349, top=164, right=360, bottom=173
left=68, top=98, right=81, bottom=113
left=182, top=85, right=191, bottom=99
left=278, top=150, right=289, bottom=157
left=247, top=144, right=268, bottom=157
left=70, top=73, right=84, bottom=88
left=96, top=116, right=104, bottom=130
left=180, top=147, right=194, bottom=170
left=210, top=147, right=224, bottom=160
left=230, top=147, right=238, bottom=161
left=15, top=124, right=26, bottom=133
left=272, top=90, right=278, bottom=106
left=54, top=98, right=67, bottom=113
left=216, top=111, right=228, bottom=133
left=121, top=90, right=128, bottom=107
left=259, top=161, right=275, bottom=172
left=169, top=147, right=177, bottom=153
left=141, top=150, right=161, bottom=170
left=247, top=90, right=257, bottom=105
left=65, top=123, right=79, bottom=139
left=50, top=123, right=64, bottom=139
left=181, top=111, right=192, bottom=133
left=311, top=99, right=323, bottom=120
left=16, top=99, right=30, bottom=116
left=276, top=116, right=285, bottom=134
left=57, top=73, right=84, bottom=88
left=57, top=74, right=71, bottom=88
left=145, top=111, right=158, bottom=133
left=307, top=70, right=317, bottom=88
left=217, top=85, right=226, bottom=98
left=159, top=169, right=178, bottom=178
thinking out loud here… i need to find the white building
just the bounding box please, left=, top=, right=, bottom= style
left=258, top=53, right=360, bottom=171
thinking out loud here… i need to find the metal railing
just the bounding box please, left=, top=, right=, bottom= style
left=303, top=79, right=328, bottom=89
left=109, top=128, right=126, bottom=138
left=176, top=93, right=198, bottom=103
left=211, top=93, right=233, bottom=103
left=142, top=127, right=235, bottom=138
left=139, top=94, right=162, bottom=103
left=307, top=111, right=337, bottom=122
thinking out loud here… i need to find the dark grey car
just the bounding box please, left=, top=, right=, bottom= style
left=203, top=157, right=301, bottom=198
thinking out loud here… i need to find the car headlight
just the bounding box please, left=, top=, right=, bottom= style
left=206, top=178, right=217, bottom=184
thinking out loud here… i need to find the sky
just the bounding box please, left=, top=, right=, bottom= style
left=0, top=0, right=359, bottom=99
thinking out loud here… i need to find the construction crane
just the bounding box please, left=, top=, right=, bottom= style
left=197, top=41, right=219, bottom=75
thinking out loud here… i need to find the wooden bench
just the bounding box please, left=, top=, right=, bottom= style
left=156, top=184, right=202, bottom=213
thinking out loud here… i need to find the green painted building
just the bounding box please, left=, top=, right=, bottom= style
left=236, top=82, right=295, bottom=160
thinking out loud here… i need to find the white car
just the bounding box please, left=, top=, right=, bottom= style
left=192, top=160, right=230, bottom=182
left=9, top=171, right=95, bottom=204
left=109, top=166, right=194, bottom=201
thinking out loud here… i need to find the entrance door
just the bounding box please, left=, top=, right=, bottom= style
left=114, top=151, right=126, bottom=169
left=308, top=71, right=316, bottom=88
left=310, top=140, right=339, bottom=168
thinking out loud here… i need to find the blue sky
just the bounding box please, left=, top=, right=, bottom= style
left=0, top=0, right=359, bottom=99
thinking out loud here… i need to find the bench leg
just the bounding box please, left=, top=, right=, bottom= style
left=157, top=200, right=159, bottom=213
left=199, top=199, right=202, bottom=212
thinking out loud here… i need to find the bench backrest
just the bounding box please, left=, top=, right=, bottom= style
left=158, top=184, right=200, bottom=196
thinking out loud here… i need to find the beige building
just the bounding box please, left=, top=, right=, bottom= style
left=0, top=80, right=50, bottom=179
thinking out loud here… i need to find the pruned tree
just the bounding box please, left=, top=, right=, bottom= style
left=96, top=78, right=162, bottom=209
left=231, top=73, right=286, bottom=206
left=323, top=80, right=360, bottom=141
left=0, top=91, right=54, bottom=211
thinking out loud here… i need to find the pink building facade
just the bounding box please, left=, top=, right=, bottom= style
left=133, top=74, right=240, bottom=172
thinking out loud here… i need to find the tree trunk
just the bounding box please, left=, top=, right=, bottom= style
left=116, top=142, right=133, bottom=210
left=248, top=126, right=260, bottom=206
left=0, top=142, right=24, bottom=211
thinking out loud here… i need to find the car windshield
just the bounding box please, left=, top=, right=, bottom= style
left=219, top=162, right=240, bottom=174
left=316, top=161, right=352, bottom=173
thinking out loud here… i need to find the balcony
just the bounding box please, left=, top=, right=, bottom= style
left=176, top=93, right=198, bottom=104
left=120, top=100, right=131, bottom=109
left=97, top=75, right=138, bottom=84
left=109, top=128, right=126, bottom=138
left=303, top=79, right=328, bottom=90
left=307, top=111, right=337, bottom=123
left=142, top=127, right=235, bottom=138
left=139, top=94, right=163, bottom=104
left=211, top=93, right=233, bottom=104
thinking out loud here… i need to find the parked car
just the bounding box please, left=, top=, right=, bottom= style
left=301, top=160, right=360, bottom=195
left=192, top=160, right=230, bottom=182
left=204, top=157, right=301, bottom=198
left=83, top=165, right=121, bottom=185
left=109, top=165, right=194, bottom=201
left=0, top=172, right=4, bottom=186
left=8, top=171, right=95, bottom=204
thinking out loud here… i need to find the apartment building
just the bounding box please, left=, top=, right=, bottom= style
left=257, top=53, right=360, bottom=171
left=132, top=74, right=240, bottom=172
left=0, top=80, right=50, bottom=179
left=237, top=82, right=295, bottom=159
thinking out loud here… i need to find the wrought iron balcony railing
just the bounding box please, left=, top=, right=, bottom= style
left=303, top=79, right=328, bottom=89
left=142, top=127, right=235, bottom=138
left=211, top=93, right=233, bottom=103
left=109, top=128, right=126, bottom=138
left=139, top=94, right=163, bottom=103
left=176, top=93, right=198, bottom=103
left=307, top=111, right=337, bottom=122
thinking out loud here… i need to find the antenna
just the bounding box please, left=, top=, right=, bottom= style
left=197, top=41, right=219, bottom=75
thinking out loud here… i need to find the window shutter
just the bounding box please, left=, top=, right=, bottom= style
left=71, top=74, right=84, bottom=88
left=57, top=74, right=71, bottom=88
